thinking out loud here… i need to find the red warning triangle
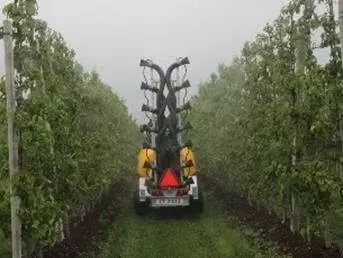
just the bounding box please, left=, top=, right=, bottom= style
left=159, top=168, right=181, bottom=188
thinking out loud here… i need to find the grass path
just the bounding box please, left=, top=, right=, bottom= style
left=88, top=190, right=286, bottom=258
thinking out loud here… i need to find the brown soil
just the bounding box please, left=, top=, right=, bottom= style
left=43, top=178, right=131, bottom=258
left=203, top=176, right=341, bottom=258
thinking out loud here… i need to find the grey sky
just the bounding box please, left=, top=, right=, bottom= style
left=1, top=0, right=290, bottom=121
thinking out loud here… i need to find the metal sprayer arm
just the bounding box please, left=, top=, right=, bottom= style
left=165, top=57, right=190, bottom=91
left=140, top=59, right=166, bottom=91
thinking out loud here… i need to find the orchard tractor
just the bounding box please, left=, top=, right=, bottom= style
left=135, top=57, right=203, bottom=215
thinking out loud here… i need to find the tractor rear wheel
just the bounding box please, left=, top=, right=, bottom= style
left=190, top=190, right=203, bottom=214
left=134, top=189, right=148, bottom=216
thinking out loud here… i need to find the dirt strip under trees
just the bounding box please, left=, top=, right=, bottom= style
left=43, top=178, right=132, bottom=258
left=203, top=176, right=341, bottom=258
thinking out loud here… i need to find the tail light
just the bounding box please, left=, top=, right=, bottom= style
left=177, top=188, right=189, bottom=196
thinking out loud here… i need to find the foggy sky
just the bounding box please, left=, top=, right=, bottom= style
left=1, top=0, right=290, bottom=121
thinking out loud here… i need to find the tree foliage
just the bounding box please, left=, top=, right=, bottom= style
left=190, top=0, right=342, bottom=244
left=0, top=0, right=139, bottom=254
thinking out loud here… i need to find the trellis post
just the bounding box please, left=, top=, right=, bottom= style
left=3, top=19, right=22, bottom=258
left=339, top=0, right=343, bottom=180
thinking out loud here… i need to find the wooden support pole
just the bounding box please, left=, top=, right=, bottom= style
left=339, top=0, right=343, bottom=179
left=3, top=20, right=22, bottom=258
left=340, top=0, right=343, bottom=69
left=290, top=35, right=305, bottom=234
left=290, top=2, right=309, bottom=232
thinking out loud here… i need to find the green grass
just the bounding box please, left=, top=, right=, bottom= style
left=87, top=190, right=287, bottom=258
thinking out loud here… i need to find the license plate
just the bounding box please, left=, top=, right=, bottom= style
left=151, top=197, right=189, bottom=207
left=158, top=198, right=181, bottom=205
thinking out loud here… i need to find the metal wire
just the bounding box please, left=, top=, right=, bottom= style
left=142, top=66, right=153, bottom=121
left=181, top=65, right=190, bottom=125
left=150, top=68, right=156, bottom=109
left=142, top=66, right=148, bottom=84
left=181, top=65, right=188, bottom=105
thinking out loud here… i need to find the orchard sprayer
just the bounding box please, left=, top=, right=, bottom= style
left=134, top=57, right=203, bottom=215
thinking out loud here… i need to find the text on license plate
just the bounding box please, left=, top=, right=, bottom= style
left=156, top=198, right=181, bottom=205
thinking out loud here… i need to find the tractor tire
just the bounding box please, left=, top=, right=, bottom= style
left=190, top=190, right=204, bottom=214
left=134, top=189, right=148, bottom=216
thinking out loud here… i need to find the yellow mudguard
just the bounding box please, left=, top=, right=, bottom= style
left=136, top=148, right=156, bottom=177
left=180, top=147, right=198, bottom=176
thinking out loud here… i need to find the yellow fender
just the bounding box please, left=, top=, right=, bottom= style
left=180, top=147, right=198, bottom=176
left=136, top=148, right=156, bottom=177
